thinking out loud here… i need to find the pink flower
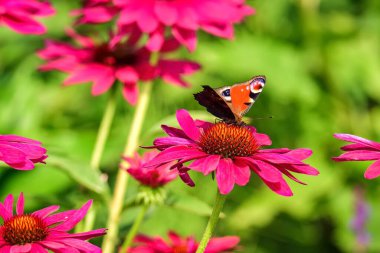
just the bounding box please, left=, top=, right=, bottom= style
left=72, top=0, right=118, bottom=24
left=0, top=193, right=106, bottom=252
left=38, top=29, right=200, bottom=105
left=145, top=109, right=319, bottom=196
left=75, top=0, right=254, bottom=51
left=128, top=231, right=239, bottom=253
left=0, top=0, right=55, bottom=35
left=333, top=133, right=380, bottom=179
left=0, top=134, right=47, bottom=170
left=124, top=151, right=178, bottom=188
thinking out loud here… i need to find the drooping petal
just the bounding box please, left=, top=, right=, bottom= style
left=216, top=159, right=235, bottom=194
left=206, top=236, right=240, bottom=252
left=334, top=133, right=380, bottom=150
left=364, top=160, right=380, bottom=179
left=172, top=27, right=197, bottom=52
left=332, top=150, right=380, bottom=161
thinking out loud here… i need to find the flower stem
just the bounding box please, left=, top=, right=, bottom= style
left=119, top=205, right=149, bottom=252
left=102, top=83, right=153, bottom=253
left=91, top=89, right=117, bottom=171
left=195, top=190, right=227, bottom=253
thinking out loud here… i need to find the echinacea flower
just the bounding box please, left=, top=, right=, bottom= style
left=75, top=0, right=254, bottom=51
left=333, top=133, right=380, bottom=179
left=38, top=29, right=200, bottom=105
left=146, top=109, right=319, bottom=196
left=0, top=0, right=55, bottom=34
left=128, top=231, right=239, bottom=253
left=0, top=193, right=106, bottom=252
left=0, top=134, right=47, bottom=170
left=125, top=151, right=178, bottom=188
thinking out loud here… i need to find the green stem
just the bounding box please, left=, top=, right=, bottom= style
left=119, top=205, right=149, bottom=252
left=102, top=83, right=153, bottom=253
left=91, top=89, right=117, bottom=171
left=196, top=190, right=227, bottom=253
left=81, top=89, right=116, bottom=232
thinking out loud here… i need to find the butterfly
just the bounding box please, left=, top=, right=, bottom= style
left=194, top=75, right=266, bottom=125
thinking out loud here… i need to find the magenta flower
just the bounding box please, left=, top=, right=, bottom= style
left=0, top=193, right=106, bottom=252
left=0, top=0, right=55, bottom=35
left=38, top=29, right=200, bottom=105
left=145, top=109, right=319, bottom=196
left=128, top=231, right=239, bottom=253
left=124, top=151, right=178, bottom=188
left=0, top=134, right=47, bottom=170
left=75, top=0, right=254, bottom=52
left=333, top=133, right=380, bottom=179
left=72, top=0, right=118, bottom=25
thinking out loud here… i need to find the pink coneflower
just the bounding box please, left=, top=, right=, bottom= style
left=333, top=133, right=380, bottom=179
left=0, top=134, right=47, bottom=170
left=146, top=109, right=319, bottom=196
left=38, top=29, right=200, bottom=105
left=73, top=0, right=118, bottom=24
left=75, top=0, right=254, bottom=51
left=0, top=0, right=55, bottom=35
left=0, top=193, right=106, bottom=252
left=124, top=151, right=178, bottom=188
left=128, top=231, right=239, bottom=253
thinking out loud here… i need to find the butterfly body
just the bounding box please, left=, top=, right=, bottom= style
left=194, top=76, right=266, bottom=124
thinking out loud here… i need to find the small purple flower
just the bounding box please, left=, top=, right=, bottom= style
left=351, top=187, right=370, bottom=248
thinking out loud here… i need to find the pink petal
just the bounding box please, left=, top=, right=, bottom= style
left=201, top=23, right=234, bottom=39
left=334, top=133, right=380, bottom=150
left=116, top=66, right=139, bottom=84
left=216, top=158, right=235, bottom=194
left=30, top=244, right=48, bottom=253
left=122, top=82, right=139, bottom=105
left=364, top=160, right=380, bottom=179
left=254, top=133, right=272, bottom=146
left=54, top=201, right=92, bottom=231
left=10, top=244, right=31, bottom=253
left=233, top=161, right=251, bottom=186
left=176, top=109, right=201, bottom=141
left=145, top=146, right=206, bottom=167
left=55, top=238, right=102, bottom=253
left=137, top=10, right=159, bottom=33
left=51, top=229, right=106, bottom=240
left=2, top=13, right=45, bottom=34
left=188, top=155, right=219, bottom=175
left=32, top=205, right=60, bottom=219
left=3, top=194, right=14, bottom=216
left=254, top=152, right=304, bottom=165
left=172, top=27, right=197, bottom=52
left=262, top=177, right=293, bottom=197
left=16, top=193, right=24, bottom=215
left=238, top=157, right=282, bottom=183
left=161, top=125, right=188, bottom=138
left=153, top=136, right=194, bottom=150
left=332, top=150, right=380, bottom=161
left=206, top=236, right=240, bottom=251
left=154, top=2, right=178, bottom=25
left=286, top=148, right=313, bottom=160
left=146, top=27, right=165, bottom=52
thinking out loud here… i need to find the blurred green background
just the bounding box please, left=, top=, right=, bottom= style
left=1, top=0, right=380, bottom=252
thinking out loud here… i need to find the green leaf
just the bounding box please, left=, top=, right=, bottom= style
left=47, top=154, right=109, bottom=196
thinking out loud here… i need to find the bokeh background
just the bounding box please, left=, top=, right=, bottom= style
left=1, top=0, right=380, bottom=252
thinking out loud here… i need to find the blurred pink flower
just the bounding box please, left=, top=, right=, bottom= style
left=0, top=193, right=106, bottom=252
left=72, top=0, right=118, bottom=24
left=0, top=0, right=55, bottom=34
left=38, top=29, right=200, bottom=105
left=0, top=134, right=47, bottom=170
left=75, top=0, right=254, bottom=51
left=124, top=151, right=178, bottom=188
left=333, top=133, right=380, bottom=179
left=128, top=231, right=239, bottom=253
left=146, top=109, right=319, bottom=196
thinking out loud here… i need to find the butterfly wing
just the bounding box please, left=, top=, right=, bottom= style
left=193, top=85, right=236, bottom=122
left=230, top=75, right=266, bottom=118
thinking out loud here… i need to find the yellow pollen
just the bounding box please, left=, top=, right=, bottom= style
left=2, top=214, right=48, bottom=245
left=199, top=123, right=260, bottom=158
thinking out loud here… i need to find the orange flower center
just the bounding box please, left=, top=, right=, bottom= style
left=2, top=214, right=48, bottom=245
left=199, top=123, right=260, bottom=159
